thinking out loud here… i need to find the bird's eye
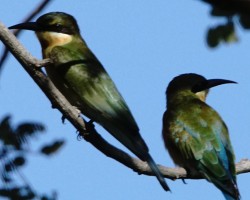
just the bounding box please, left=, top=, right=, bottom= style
left=55, top=23, right=63, bottom=31
left=51, top=23, right=72, bottom=34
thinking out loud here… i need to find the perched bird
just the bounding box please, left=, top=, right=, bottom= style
left=9, top=12, right=170, bottom=191
left=162, top=73, right=240, bottom=199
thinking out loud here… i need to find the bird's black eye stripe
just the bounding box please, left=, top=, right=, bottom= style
left=191, top=80, right=207, bottom=93
left=45, top=23, right=74, bottom=34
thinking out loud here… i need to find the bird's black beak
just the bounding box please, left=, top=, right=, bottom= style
left=192, top=79, right=237, bottom=93
left=9, top=22, right=41, bottom=31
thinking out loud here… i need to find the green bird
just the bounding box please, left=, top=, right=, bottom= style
left=162, top=73, right=240, bottom=199
left=9, top=12, right=170, bottom=191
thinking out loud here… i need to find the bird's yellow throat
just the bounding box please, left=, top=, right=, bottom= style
left=36, top=31, right=73, bottom=50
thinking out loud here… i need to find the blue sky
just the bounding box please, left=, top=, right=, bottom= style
left=1, top=1, right=249, bottom=199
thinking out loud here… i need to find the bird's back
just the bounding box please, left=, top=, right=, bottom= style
left=163, top=98, right=239, bottom=199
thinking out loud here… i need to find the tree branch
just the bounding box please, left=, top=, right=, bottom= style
left=0, top=0, right=52, bottom=74
left=0, top=21, right=249, bottom=180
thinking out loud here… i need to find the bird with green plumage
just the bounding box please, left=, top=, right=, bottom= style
left=9, top=12, right=170, bottom=192
left=162, top=73, right=240, bottom=199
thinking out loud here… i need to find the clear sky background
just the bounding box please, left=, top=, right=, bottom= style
left=1, top=1, right=249, bottom=200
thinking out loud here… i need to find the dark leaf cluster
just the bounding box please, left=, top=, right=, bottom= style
left=0, top=115, right=63, bottom=200
left=201, top=0, right=250, bottom=47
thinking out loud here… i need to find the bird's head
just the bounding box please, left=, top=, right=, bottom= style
left=9, top=12, right=80, bottom=49
left=166, top=73, right=236, bottom=102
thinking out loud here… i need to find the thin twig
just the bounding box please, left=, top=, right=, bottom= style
left=0, top=0, right=52, bottom=74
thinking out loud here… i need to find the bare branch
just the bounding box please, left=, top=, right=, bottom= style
left=0, top=21, right=249, bottom=180
left=0, top=0, right=52, bottom=74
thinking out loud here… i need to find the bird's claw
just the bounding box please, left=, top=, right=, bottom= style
left=77, top=119, right=95, bottom=139
left=181, top=178, right=187, bottom=184
left=61, top=115, right=66, bottom=124
left=85, top=119, right=95, bottom=132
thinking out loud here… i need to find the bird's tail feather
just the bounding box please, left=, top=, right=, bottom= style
left=146, top=154, right=170, bottom=192
left=223, top=191, right=240, bottom=200
left=201, top=163, right=240, bottom=200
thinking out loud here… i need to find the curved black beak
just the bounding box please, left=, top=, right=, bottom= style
left=192, top=79, right=237, bottom=93
left=9, top=22, right=41, bottom=31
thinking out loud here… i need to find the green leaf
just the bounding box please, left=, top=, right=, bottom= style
left=40, top=140, right=65, bottom=156
left=0, top=186, right=36, bottom=200
left=206, top=22, right=238, bottom=47
left=4, top=162, right=13, bottom=172
left=16, top=122, right=45, bottom=144
left=221, top=22, right=238, bottom=43
left=0, top=116, right=46, bottom=148
left=207, top=27, right=220, bottom=48
left=1, top=173, right=12, bottom=183
left=4, top=156, right=25, bottom=174
left=13, top=156, right=26, bottom=167
left=0, top=115, right=18, bottom=147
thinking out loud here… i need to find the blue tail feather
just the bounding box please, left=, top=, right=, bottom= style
left=223, top=191, right=240, bottom=200
left=146, top=154, right=170, bottom=192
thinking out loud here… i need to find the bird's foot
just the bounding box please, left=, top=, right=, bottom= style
left=181, top=179, right=187, bottom=184
left=77, top=119, right=95, bottom=140
left=61, top=115, right=66, bottom=124
left=85, top=119, right=95, bottom=132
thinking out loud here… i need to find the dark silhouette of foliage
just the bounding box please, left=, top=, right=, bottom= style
left=201, top=0, right=250, bottom=47
left=0, top=115, right=63, bottom=200
left=40, top=140, right=65, bottom=156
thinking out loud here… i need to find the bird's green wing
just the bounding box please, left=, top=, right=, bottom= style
left=164, top=100, right=237, bottom=196
left=46, top=44, right=149, bottom=159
